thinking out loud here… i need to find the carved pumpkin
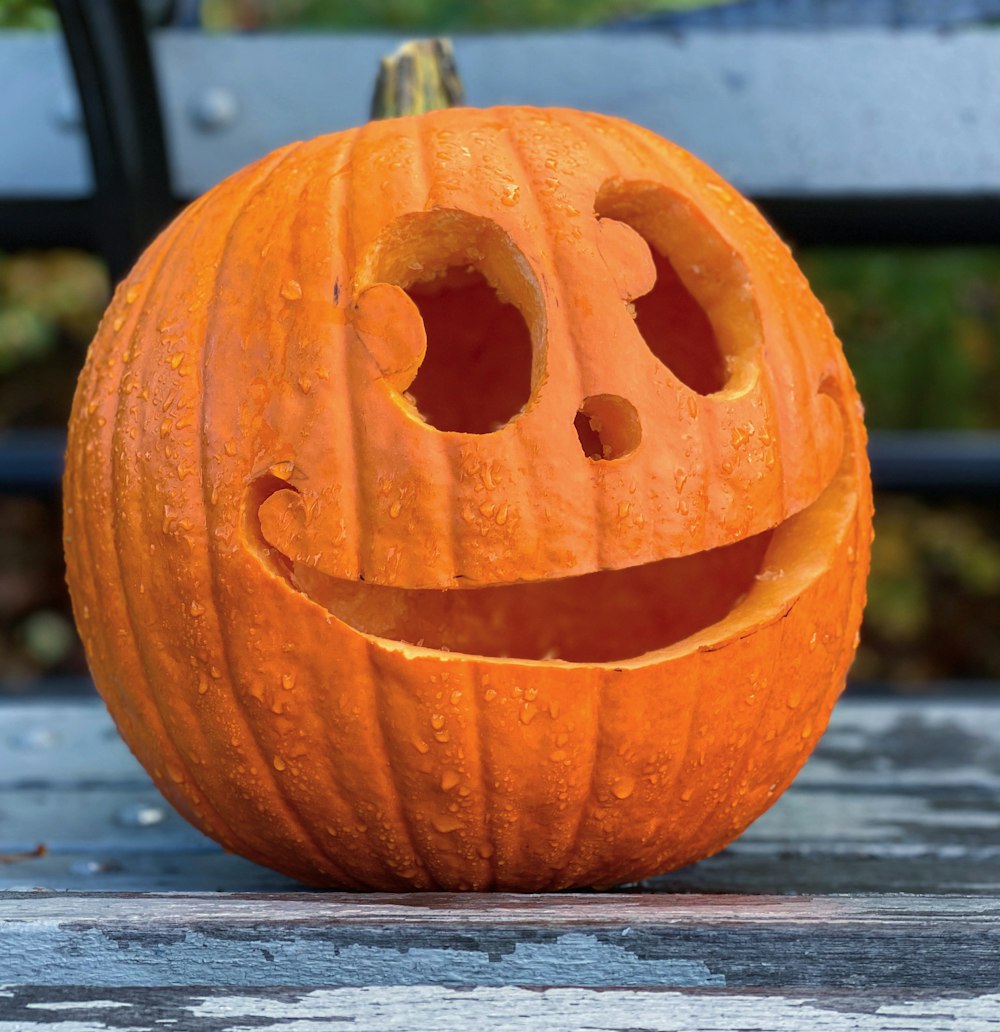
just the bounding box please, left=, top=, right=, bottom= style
left=64, top=107, right=871, bottom=891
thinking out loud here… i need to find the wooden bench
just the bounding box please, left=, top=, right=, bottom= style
left=2, top=1, right=1000, bottom=1026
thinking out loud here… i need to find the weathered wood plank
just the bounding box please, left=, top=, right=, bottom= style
left=3, top=985, right=1000, bottom=1032
left=1, top=892, right=999, bottom=990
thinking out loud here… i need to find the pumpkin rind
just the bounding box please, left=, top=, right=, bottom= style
left=64, top=107, right=871, bottom=891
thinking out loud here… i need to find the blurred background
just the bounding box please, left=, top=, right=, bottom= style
left=1, top=0, right=999, bottom=694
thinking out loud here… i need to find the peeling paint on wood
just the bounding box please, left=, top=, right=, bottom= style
left=2, top=985, right=1000, bottom=1031
left=1, top=893, right=999, bottom=990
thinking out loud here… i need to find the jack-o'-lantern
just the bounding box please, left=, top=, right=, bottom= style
left=64, top=105, right=871, bottom=891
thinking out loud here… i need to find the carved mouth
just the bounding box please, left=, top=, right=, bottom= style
left=250, top=478, right=784, bottom=664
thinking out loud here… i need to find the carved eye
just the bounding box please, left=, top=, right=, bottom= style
left=353, top=210, right=539, bottom=433
left=596, top=180, right=756, bottom=395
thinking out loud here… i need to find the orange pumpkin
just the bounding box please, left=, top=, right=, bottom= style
left=64, top=107, right=871, bottom=891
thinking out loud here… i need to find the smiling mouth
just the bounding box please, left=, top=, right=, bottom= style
left=251, top=479, right=787, bottom=664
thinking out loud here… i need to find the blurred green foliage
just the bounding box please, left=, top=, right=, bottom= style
left=0, top=0, right=55, bottom=29
left=0, top=0, right=728, bottom=30
left=856, top=497, right=1000, bottom=682
left=0, top=251, right=108, bottom=427
left=199, top=0, right=727, bottom=31
left=802, top=249, right=1000, bottom=430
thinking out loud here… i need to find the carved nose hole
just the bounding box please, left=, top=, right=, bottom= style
left=575, top=395, right=641, bottom=461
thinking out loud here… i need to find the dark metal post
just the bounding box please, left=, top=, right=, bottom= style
left=53, top=0, right=175, bottom=281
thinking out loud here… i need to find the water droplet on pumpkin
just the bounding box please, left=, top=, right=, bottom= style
left=125, top=284, right=141, bottom=304
left=281, top=673, right=296, bottom=690
left=477, top=842, right=495, bottom=859
left=801, top=724, right=813, bottom=739
left=430, top=713, right=445, bottom=731
left=432, top=815, right=464, bottom=834
left=189, top=601, right=205, bottom=618
left=281, top=280, right=302, bottom=301
left=787, top=691, right=802, bottom=709
left=519, top=703, right=538, bottom=725
left=389, top=500, right=402, bottom=518
left=412, top=737, right=430, bottom=754
left=112, top=315, right=125, bottom=332
left=501, top=183, right=520, bottom=206
left=612, top=776, right=635, bottom=799
left=706, top=181, right=734, bottom=204
left=197, top=675, right=209, bottom=695
left=273, top=756, right=287, bottom=771
left=680, top=787, right=694, bottom=801
left=166, top=764, right=185, bottom=784
left=440, top=770, right=461, bottom=791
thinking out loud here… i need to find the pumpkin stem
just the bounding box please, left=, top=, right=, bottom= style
left=370, top=38, right=464, bottom=120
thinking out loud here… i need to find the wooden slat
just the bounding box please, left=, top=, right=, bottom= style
left=2, top=892, right=1000, bottom=991
left=2, top=984, right=999, bottom=1031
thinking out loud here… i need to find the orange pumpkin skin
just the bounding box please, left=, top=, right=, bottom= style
left=64, top=107, right=871, bottom=891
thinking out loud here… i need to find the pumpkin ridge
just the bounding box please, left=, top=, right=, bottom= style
left=605, top=119, right=735, bottom=561
left=364, top=644, right=439, bottom=889
left=553, top=665, right=603, bottom=885
left=340, top=124, right=372, bottom=582
left=198, top=141, right=367, bottom=883
left=187, top=145, right=357, bottom=873
left=463, top=653, right=496, bottom=889
left=330, top=122, right=442, bottom=887
left=501, top=109, right=603, bottom=573
left=105, top=163, right=276, bottom=857
left=66, top=203, right=197, bottom=807
left=679, top=589, right=786, bottom=863
left=413, top=113, right=462, bottom=587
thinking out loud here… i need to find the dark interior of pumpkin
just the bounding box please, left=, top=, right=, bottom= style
left=284, top=529, right=774, bottom=663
